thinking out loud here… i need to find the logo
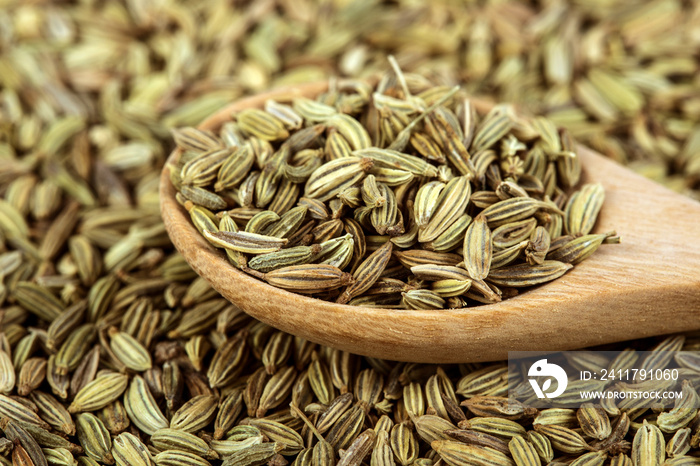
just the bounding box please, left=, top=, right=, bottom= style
left=528, top=359, right=568, bottom=399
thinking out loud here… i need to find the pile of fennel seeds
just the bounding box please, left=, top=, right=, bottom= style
left=169, top=70, right=618, bottom=309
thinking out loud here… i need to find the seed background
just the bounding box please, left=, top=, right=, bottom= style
left=1, top=0, right=699, bottom=465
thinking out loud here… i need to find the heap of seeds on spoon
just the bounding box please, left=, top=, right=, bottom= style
left=169, top=62, right=618, bottom=309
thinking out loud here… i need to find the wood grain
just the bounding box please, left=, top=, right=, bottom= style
left=160, top=82, right=700, bottom=363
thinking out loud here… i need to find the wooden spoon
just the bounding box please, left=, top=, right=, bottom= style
left=160, top=81, right=700, bottom=363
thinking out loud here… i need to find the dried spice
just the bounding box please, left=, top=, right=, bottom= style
left=0, top=1, right=698, bottom=464
left=170, top=68, right=618, bottom=308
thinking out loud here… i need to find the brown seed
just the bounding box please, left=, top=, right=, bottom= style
left=445, top=429, right=510, bottom=456
left=207, top=331, right=248, bottom=389
left=486, top=261, right=573, bottom=287
left=463, top=214, right=492, bottom=280
left=170, top=395, right=218, bottom=433
left=17, top=357, right=46, bottom=396
left=264, top=264, right=353, bottom=293
left=432, top=439, right=516, bottom=466
left=337, top=240, right=392, bottom=304
left=338, top=428, right=376, bottom=466
left=0, top=417, right=48, bottom=466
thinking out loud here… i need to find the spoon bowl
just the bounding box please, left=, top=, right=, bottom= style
left=160, top=81, right=700, bottom=363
